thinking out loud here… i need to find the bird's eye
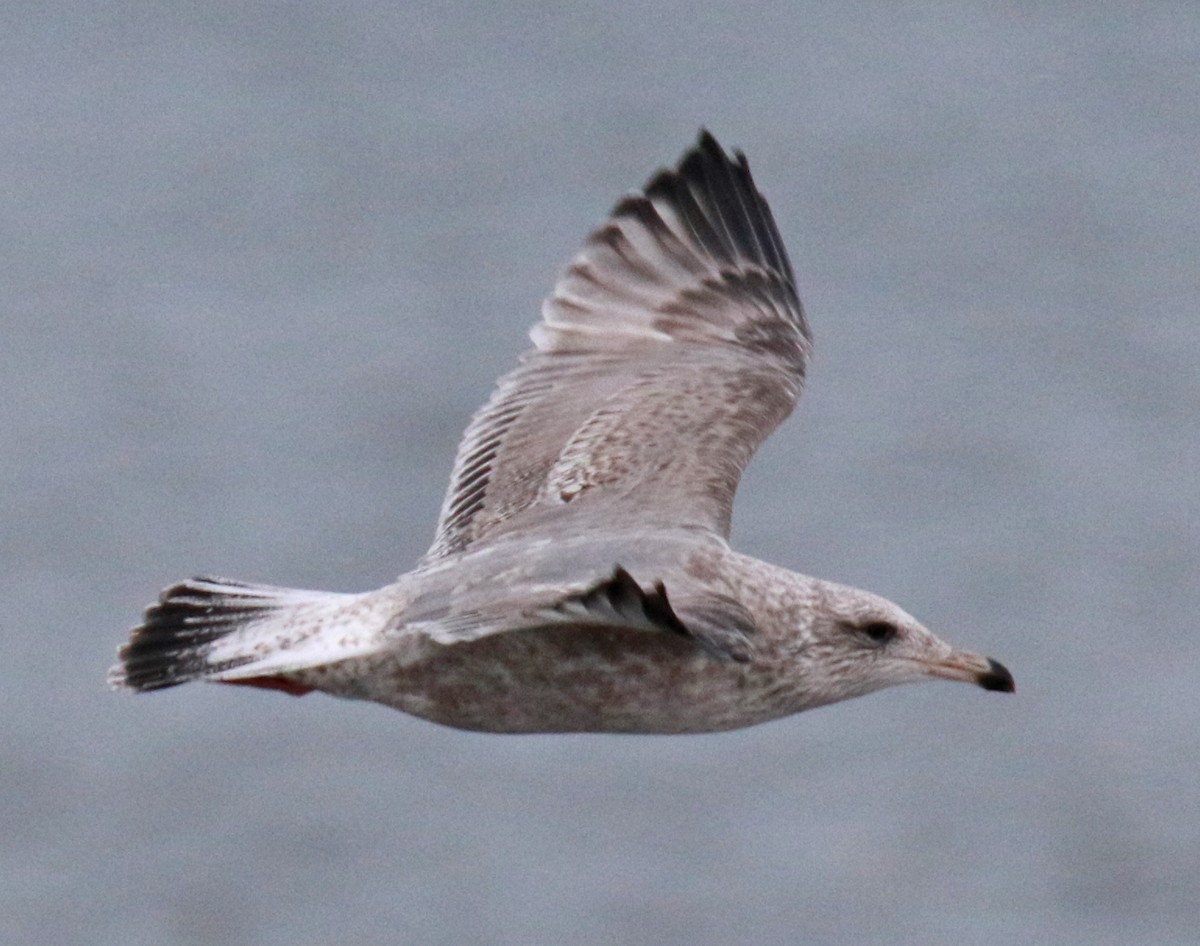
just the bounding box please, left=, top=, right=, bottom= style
left=859, top=621, right=898, bottom=645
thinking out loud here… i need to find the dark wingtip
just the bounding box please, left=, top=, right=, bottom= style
left=979, top=658, right=1016, bottom=693
left=695, top=127, right=720, bottom=152
left=691, top=128, right=751, bottom=179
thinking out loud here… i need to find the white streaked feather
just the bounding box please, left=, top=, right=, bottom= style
left=205, top=591, right=384, bottom=681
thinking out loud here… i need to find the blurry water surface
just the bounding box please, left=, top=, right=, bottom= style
left=4, top=3, right=1198, bottom=944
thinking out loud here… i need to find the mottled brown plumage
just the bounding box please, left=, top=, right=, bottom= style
left=110, top=132, right=1013, bottom=733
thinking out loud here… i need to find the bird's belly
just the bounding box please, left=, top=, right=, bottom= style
left=364, top=626, right=786, bottom=734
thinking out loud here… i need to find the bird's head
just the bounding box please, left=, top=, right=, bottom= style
left=787, top=579, right=1014, bottom=709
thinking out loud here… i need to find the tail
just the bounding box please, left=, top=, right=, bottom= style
left=109, top=577, right=371, bottom=694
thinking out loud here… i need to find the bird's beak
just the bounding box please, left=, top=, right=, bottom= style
left=921, top=649, right=1015, bottom=693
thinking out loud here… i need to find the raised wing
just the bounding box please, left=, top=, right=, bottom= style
left=424, top=131, right=811, bottom=561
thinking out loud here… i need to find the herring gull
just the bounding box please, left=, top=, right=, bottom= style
left=109, top=131, right=1014, bottom=733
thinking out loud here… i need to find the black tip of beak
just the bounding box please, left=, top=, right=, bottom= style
left=978, top=658, right=1015, bottom=693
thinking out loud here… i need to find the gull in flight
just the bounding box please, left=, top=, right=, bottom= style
left=110, top=131, right=1014, bottom=733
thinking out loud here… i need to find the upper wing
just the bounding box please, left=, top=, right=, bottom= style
left=424, top=131, right=811, bottom=561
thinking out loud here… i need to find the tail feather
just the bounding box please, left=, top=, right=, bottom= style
left=110, top=577, right=359, bottom=693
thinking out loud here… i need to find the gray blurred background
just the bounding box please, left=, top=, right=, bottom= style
left=5, top=2, right=1197, bottom=944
